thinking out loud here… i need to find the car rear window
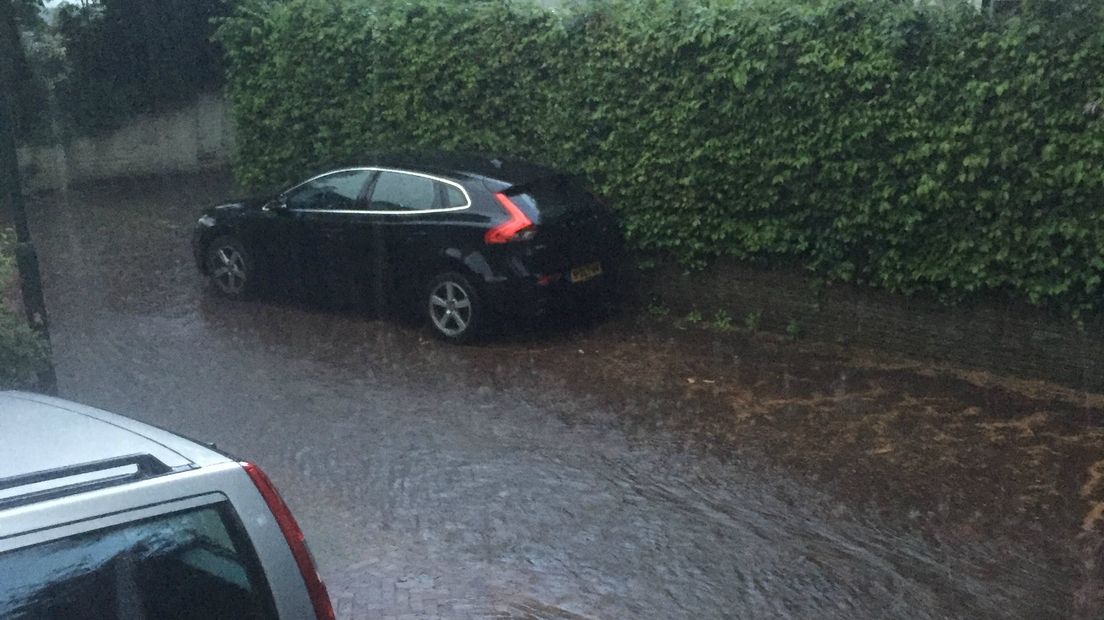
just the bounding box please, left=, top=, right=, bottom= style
left=369, top=171, right=439, bottom=211
left=445, top=185, right=467, bottom=208
left=507, top=175, right=598, bottom=222
left=0, top=503, right=274, bottom=620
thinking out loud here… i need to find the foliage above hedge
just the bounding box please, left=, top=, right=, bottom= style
left=217, top=0, right=1104, bottom=312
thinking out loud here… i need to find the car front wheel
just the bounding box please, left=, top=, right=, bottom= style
left=427, top=272, right=482, bottom=343
left=206, top=235, right=253, bottom=300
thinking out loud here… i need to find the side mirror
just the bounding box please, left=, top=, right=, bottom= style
left=265, top=197, right=289, bottom=212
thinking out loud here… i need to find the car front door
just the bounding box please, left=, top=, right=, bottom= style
left=282, top=169, right=377, bottom=304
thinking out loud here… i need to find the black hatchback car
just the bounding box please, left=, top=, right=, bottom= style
left=193, top=153, right=624, bottom=342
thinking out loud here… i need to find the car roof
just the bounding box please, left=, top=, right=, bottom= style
left=0, top=391, right=230, bottom=483
left=348, top=152, right=561, bottom=186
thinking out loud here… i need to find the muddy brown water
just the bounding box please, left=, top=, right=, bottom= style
left=23, top=173, right=1098, bottom=618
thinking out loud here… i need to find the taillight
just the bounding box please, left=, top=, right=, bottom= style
left=486, top=193, right=536, bottom=244
left=242, top=462, right=335, bottom=620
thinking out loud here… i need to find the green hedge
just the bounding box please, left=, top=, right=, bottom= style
left=217, top=0, right=1104, bottom=312
left=0, top=230, right=49, bottom=390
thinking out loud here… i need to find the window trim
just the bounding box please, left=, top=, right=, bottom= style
left=280, top=168, right=377, bottom=213
left=0, top=492, right=225, bottom=550
left=282, top=167, right=472, bottom=215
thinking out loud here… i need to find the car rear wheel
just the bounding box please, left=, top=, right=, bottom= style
left=206, top=235, right=253, bottom=300
left=427, top=272, right=482, bottom=343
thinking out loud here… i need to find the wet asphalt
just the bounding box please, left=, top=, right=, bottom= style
left=25, top=173, right=1080, bottom=618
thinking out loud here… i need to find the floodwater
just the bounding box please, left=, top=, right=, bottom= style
left=26, top=173, right=1099, bottom=618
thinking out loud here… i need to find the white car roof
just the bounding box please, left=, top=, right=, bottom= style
left=0, top=391, right=230, bottom=482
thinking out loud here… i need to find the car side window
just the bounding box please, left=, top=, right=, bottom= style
left=367, top=171, right=439, bottom=212
left=0, top=503, right=274, bottom=620
left=285, top=169, right=373, bottom=211
left=444, top=184, right=468, bottom=208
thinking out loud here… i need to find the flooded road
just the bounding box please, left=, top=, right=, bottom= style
left=27, top=173, right=1097, bottom=618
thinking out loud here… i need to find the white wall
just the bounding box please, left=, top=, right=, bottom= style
left=17, top=93, right=235, bottom=192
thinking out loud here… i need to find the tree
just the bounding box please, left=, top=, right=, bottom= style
left=49, top=0, right=228, bottom=133
left=12, top=0, right=43, bottom=30
left=0, top=0, right=56, bottom=392
left=7, top=0, right=47, bottom=141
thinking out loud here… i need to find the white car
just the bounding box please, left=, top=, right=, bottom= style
left=0, top=391, right=334, bottom=619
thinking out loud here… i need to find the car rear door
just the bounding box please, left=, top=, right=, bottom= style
left=363, top=170, right=477, bottom=305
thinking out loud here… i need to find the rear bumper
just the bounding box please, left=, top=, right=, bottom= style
left=481, top=265, right=618, bottom=318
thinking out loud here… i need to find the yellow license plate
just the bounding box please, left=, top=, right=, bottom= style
left=570, top=262, right=603, bottom=283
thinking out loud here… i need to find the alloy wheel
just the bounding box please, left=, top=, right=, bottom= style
left=211, top=245, right=248, bottom=296
left=429, top=280, right=472, bottom=337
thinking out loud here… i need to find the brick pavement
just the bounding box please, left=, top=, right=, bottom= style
left=327, top=563, right=593, bottom=620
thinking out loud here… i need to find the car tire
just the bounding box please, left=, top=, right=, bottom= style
left=426, top=272, right=482, bottom=343
left=205, top=235, right=254, bottom=300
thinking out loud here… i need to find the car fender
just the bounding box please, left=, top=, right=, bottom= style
left=410, top=247, right=499, bottom=290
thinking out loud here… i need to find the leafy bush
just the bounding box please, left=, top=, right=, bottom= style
left=0, top=230, right=49, bottom=390
left=217, top=0, right=1104, bottom=312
